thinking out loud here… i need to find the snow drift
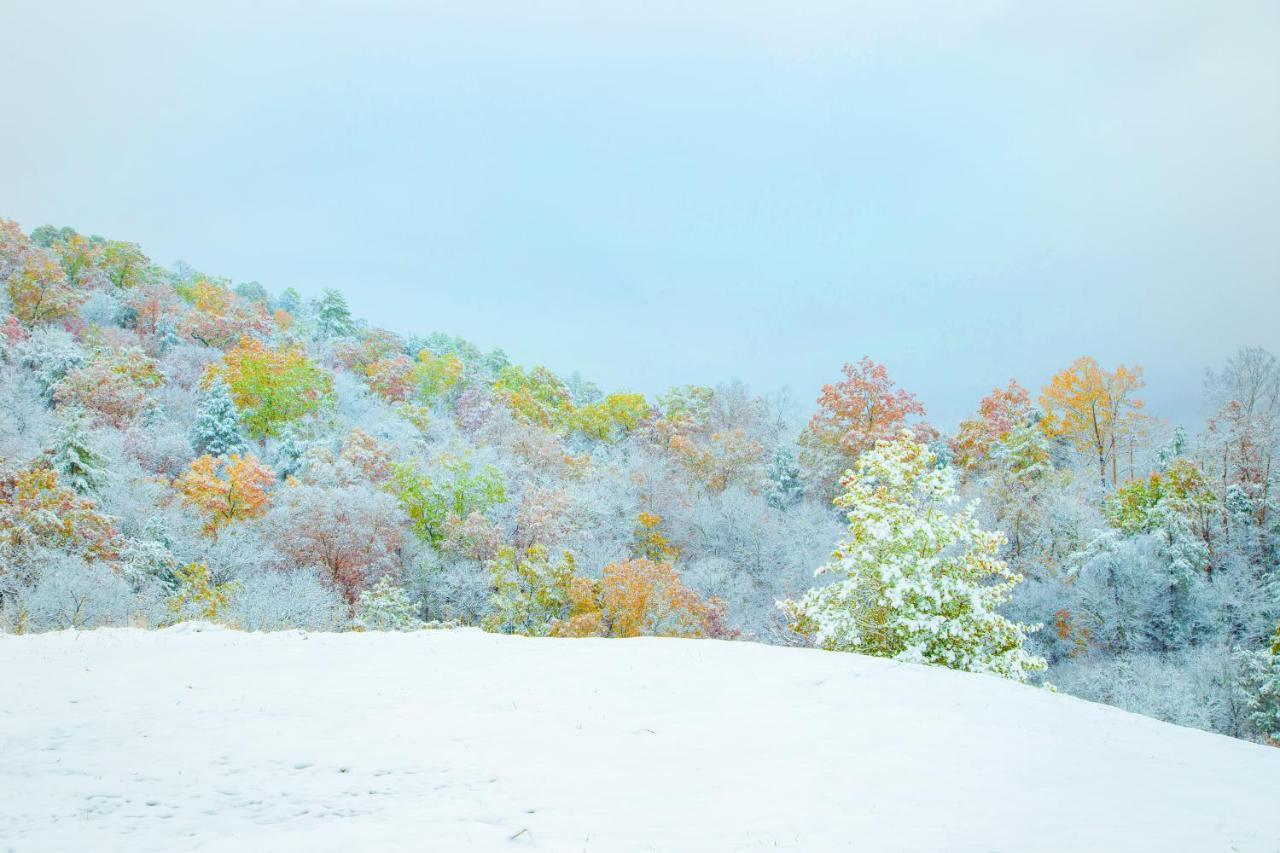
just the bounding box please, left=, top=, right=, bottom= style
left=2, top=627, right=1277, bottom=851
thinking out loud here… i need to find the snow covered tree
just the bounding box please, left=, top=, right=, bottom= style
left=52, top=346, right=163, bottom=428
left=800, top=357, right=926, bottom=498
left=764, top=445, right=804, bottom=510
left=166, top=562, right=240, bottom=624
left=314, top=289, right=355, bottom=339
left=266, top=480, right=406, bottom=604
left=189, top=377, right=248, bottom=458
left=781, top=431, right=1046, bottom=682
left=353, top=577, right=423, bottom=631
left=17, top=326, right=85, bottom=402
left=48, top=408, right=105, bottom=494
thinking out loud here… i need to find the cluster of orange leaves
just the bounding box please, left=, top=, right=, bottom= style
left=551, top=558, right=730, bottom=639
left=950, top=380, right=1032, bottom=471
left=180, top=280, right=272, bottom=349
left=0, top=466, right=120, bottom=564
left=174, top=454, right=275, bottom=535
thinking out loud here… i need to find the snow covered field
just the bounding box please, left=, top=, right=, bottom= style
left=2, top=626, right=1278, bottom=852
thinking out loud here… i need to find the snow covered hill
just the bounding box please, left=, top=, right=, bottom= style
left=2, top=627, right=1277, bottom=852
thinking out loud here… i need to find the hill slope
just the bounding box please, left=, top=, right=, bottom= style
left=2, top=628, right=1277, bottom=852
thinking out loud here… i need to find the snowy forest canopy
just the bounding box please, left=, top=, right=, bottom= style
left=0, top=218, right=1277, bottom=745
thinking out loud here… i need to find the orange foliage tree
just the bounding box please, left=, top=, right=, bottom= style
left=0, top=467, right=120, bottom=571
left=552, top=558, right=727, bottom=639
left=181, top=280, right=271, bottom=348
left=175, top=454, right=275, bottom=535
left=801, top=357, right=925, bottom=494
left=951, top=380, right=1033, bottom=472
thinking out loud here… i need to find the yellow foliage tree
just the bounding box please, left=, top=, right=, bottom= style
left=1040, top=357, right=1146, bottom=488
left=551, top=558, right=723, bottom=639
left=166, top=562, right=241, bottom=623
left=574, top=393, right=652, bottom=442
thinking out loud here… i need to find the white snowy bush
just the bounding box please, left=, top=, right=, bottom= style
left=353, top=577, right=424, bottom=631
left=226, top=567, right=348, bottom=631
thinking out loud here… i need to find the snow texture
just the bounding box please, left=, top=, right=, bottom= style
left=2, top=628, right=1277, bottom=852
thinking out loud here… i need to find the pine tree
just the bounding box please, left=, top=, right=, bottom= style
left=271, top=422, right=308, bottom=479
left=354, top=577, right=423, bottom=631
left=49, top=408, right=105, bottom=494
left=190, top=378, right=249, bottom=458
left=780, top=431, right=1046, bottom=682
left=314, top=289, right=355, bottom=339
left=764, top=445, right=804, bottom=510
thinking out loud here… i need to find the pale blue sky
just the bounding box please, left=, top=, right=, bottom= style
left=2, top=1, right=1277, bottom=426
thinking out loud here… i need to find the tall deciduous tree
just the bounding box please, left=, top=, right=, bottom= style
left=801, top=357, right=925, bottom=496
left=951, top=380, right=1033, bottom=473
left=1040, top=357, right=1146, bottom=489
left=1, top=220, right=85, bottom=326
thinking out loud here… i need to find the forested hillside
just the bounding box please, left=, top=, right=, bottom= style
left=1, top=219, right=1276, bottom=744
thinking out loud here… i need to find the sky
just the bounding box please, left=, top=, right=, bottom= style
left=2, top=1, right=1277, bottom=428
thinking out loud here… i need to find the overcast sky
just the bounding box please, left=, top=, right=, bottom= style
left=2, top=1, right=1277, bottom=427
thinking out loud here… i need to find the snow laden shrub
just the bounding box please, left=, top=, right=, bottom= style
left=189, top=377, right=248, bottom=458
left=483, top=545, right=577, bottom=636
left=2, top=549, right=144, bottom=633
left=552, top=558, right=731, bottom=639
left=165, top=562, right=240, bottom=625
left=780, top=431, right=1046, bottom=682
left=353, top=576, right=424, bottom=631
left=225, top=567, right=347, bottom=631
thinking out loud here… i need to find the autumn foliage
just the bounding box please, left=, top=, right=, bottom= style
left=802, top=357, right=926, bottom=494
left=175, top=454, right=275, bottom=535
left=0, top=466, right=120, bottom=567
left=552, top=559, right=727, bottom=639
left=1040, top=357, right=1146, bottom=488
left=951, top=380, right=1033, bottom=471
left=205, top=336, right=333, bottom=438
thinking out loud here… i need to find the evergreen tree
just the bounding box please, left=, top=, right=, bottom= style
left=275, top=287, right=302, bottom=315
left=190, top=378, right=249, bottom=458
left=764, top=446, right=804, bottom=510
left=271, top=422, right=308, bottom=479
left=354, top=577, right=424, bottom=631
left=314, top=289, right=355, bottom=339
left=781, top=431, right=1046, bottom=682
left=49, top=409, right=105, bottom=494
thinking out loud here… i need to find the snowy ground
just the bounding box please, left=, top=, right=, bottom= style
left=2, top=627, right=1278, bottom=852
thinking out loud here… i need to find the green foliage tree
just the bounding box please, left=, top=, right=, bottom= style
left=483, top=544, right=577, bottom=636
left=391, top=456, right=506, bottom=545
left=48, top=409, right=106, bottom=494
